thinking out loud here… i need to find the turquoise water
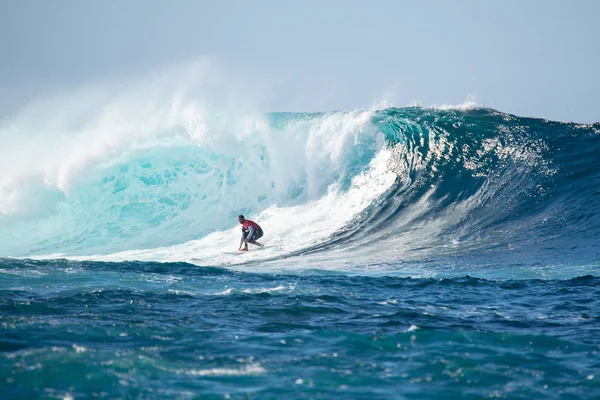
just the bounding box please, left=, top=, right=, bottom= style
left=1, top=107, right=599, bottom=398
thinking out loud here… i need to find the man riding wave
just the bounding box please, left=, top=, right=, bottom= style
left=238, top=215, right=264, bottom=251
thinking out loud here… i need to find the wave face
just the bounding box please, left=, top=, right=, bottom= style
left=1, top=106, right=599, bottom=275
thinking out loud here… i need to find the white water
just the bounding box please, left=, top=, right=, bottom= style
left=0, top=63, right=399, bottom=261
left=58, top=148, right=397, bottom=266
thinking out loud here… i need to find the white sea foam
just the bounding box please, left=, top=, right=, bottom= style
left=1, top=59, right=390, bottom=259
left=60, top=148, right=396, bottom=268
left=181, top=364, right=266, bottom=376
left=405, top=95, right=482, bottom=112
left=0, top=60, right=262, bottom=218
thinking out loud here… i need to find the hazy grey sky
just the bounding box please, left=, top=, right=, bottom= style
left=1, top=0, right=599, bottom=122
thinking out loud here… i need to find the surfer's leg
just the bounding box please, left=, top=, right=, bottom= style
left=255, top=229, right=264, bottom=246
left=248, top=229, right=264, bottom=247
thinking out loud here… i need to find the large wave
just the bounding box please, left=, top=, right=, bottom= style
left=1, top=88, right=599, bottom=271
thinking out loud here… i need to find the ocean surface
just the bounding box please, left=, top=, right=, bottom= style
left=1, top=105, right=599, bottom=399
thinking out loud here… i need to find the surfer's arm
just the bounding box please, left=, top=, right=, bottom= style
left=246, top=225, right=255, bottom=242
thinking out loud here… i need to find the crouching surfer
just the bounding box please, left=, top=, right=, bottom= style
left=238, top=215, right=264, bottom=251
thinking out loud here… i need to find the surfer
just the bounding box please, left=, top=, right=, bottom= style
left=238, top=215, right=264, bottom=251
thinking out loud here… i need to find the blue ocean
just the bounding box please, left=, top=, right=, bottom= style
left=1, top=106, right=599, bottom=399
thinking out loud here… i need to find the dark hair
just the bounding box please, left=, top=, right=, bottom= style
left=238, top=215, right=245, bottom=220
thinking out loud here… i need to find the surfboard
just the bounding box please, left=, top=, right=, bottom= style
left=222, top=251, right=245, bottom=256
left=222, top=245, right=266, bottom=255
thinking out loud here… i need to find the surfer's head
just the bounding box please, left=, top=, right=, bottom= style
left=238, top=215, right=245, bottom=224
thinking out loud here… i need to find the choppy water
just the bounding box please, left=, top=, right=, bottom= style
left=2, top=260, right=599, bottom=399
left=1, top=103, right=599, bottom=398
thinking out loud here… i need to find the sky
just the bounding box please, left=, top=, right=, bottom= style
left=0, top=0, right=599, bottom=122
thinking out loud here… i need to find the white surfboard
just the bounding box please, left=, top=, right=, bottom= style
left=222, top=251, right=246, bottom=256
left=222, top=245, right=266, bottom=255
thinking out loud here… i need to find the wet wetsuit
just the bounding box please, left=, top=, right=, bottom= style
left=240, top=220, right=263, bottom=247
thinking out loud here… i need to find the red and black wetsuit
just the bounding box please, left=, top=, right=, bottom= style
left=240, top=220, right=263, bottom=247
